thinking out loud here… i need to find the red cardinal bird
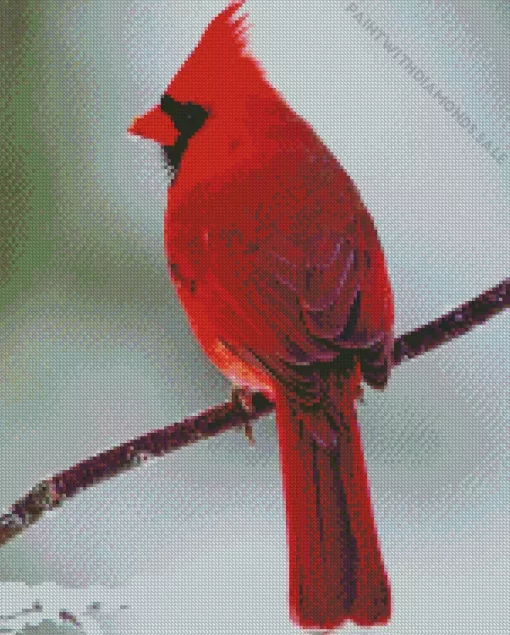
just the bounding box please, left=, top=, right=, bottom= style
left=129, top=2, right=394, bottom=630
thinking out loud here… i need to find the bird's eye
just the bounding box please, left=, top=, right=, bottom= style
left=160, top=94, right=208, bottom=137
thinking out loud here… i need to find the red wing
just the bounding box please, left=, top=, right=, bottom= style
left=266, top=231, right=363, bottom=346
left=208, top=209, right=390, bottom=369
left=228, top=213, right=393, bottom=395
left=181, top=147, right=393, bottom=378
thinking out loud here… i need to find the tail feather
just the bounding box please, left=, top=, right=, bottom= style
left=276, top=367, right=390, bottom=630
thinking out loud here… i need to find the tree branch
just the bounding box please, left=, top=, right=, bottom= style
left=1, top=278, right=508, bottom=547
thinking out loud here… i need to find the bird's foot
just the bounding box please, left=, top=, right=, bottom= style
left=231, top=385, right=256, bottom=445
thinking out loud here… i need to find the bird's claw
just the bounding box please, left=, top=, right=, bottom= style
left=231, top=385, right=256, bottom=445
left=243, top=422, right=255, bottom=445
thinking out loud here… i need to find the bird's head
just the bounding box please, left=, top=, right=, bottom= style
left=128, top=1, right=283, bottom=181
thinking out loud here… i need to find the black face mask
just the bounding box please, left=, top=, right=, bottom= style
left=160, top=94, right=209, bottom=177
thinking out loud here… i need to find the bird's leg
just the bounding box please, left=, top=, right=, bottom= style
left=355, top=384, right=365, bottom=403
left=231, top=385, right=256, bottom=445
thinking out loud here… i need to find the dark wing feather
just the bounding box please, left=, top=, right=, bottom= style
left=190, top=146, right=392, bottom=389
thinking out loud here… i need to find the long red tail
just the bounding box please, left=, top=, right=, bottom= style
left=275, top=367, right=390, bottom=630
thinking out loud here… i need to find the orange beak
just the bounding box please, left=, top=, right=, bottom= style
left=128, top=104, right=179, bottom=146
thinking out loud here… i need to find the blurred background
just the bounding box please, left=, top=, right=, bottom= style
left=0, top=0, right=508, bottom=633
